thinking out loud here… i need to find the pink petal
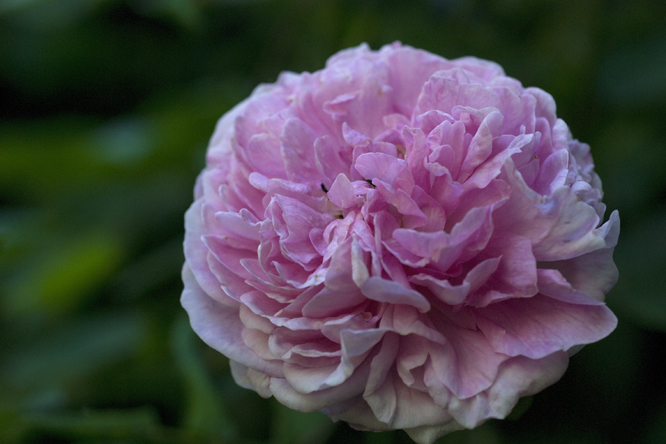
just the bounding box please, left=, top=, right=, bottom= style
left=229, top=360, right=273, bottom=398
left=415, top=69, right=502, bottom=116
left=541, top=210, right=619, bottom=303
left=281, top=117, right=320, bottom=184
left=428, top=308, right=508, bottom=399
left=354, top=152, right=415, bottom=194
left=184, top=200, right=233, bottom=305
left=328, top=173, right=364, bottom=209
left=181, top=264, right=283, bottom=377
left=361, top=276, right=431, bottom=313
left=314, top=135, right=353, bottom=188
left=269, top=356, right=372, bottom=412
left=458, top=110, right=503, bottom=182
left=245, top=133, right=287, bottom=178
left=393, top=228, right=449, bottom=259
left=536, top=269, right=605, bottom=306
left=475, top=294, right=618, bottom=359
left=446, top=352, right=568, bottom=428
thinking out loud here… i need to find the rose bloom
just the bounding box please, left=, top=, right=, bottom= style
left=182, top=43, right=619, bottom=443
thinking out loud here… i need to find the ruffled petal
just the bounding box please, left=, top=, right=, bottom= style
left=181, top=264, right=283, bottom=377
left=475, top=294, right=617, bottom=359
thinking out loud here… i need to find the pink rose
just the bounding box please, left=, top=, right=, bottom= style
left=182, top=43, right=619, bottom=443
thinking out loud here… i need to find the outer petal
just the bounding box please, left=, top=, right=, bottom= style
left=181, top=264, right=283, bottom=377
left=269, top=356, right=373, bottom=412
left=229, top=360, right=273, bottom=398
left=447, top=352, right=569, bottom=428
left=361, top=277, right=431, bottom=313
left=474, top=294, right=617, bottom=359
left=184, top=199, right=237, bottom=305
left=331, top=375, right=461, bottom=444
left=542, top=210, right=620, bottom=303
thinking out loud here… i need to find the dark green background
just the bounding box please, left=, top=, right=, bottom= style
left=1, top=0, right=665, bottom=443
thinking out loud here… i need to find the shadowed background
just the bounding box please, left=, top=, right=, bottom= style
left=1, top=0, right=665, bottom=443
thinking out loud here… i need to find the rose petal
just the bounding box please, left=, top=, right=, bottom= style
left=475, top=294, right=618, bottom=359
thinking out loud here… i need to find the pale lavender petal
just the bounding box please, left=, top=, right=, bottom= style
left=281, top=117, right=320, bottom=184
left=229, top=360, right=273, bottom=398
left=361, top=276, right=431, bottom=313
left=206, top=252, right=254, bottom=301
left=392, top=228, right=449, bottom=260
left=447, top=352, right=568, bottom=428
left=355, top=152, right=415, bottom=194
left=385, top=44, right=451, bottom=115
left=475, top=294, right=617, bottom=359
left=302, top=286, right=366, bottom=318
left=184, top=200, right=234, bottom=305
left=365, top=332, right=400, bottom=397
left=463, top=133, right=534, bottom=192
left=472, top=233, right=538, bottom=303
left=381, top=305, right=447, bottom=345
left=378, top=373, right=454, bottom=429
left=314, top=135, right=353, bottom=187
left=542, top=210, right=620, bottom=302
left=245, top=133, right=287, bottom=178
left=403, top=127, right=430, bottom=191
left=415, top=69, right=502, bottom=116
left=459, top=110, right=503, bottom=182
left=181, top=264, right=283, bottom=377
left=429, top=309, right=508, bottom=399
left=269, top=357, right=372, bottom=412
left=328, top=173, right=364, bottom=209
left=536, top=269, right=604, bottom=306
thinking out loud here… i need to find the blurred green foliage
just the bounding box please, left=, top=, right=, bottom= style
left=1, top=0, right=666, bottom=443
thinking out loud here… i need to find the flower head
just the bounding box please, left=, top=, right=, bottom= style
left=182, top=43, right=619, bottom=443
